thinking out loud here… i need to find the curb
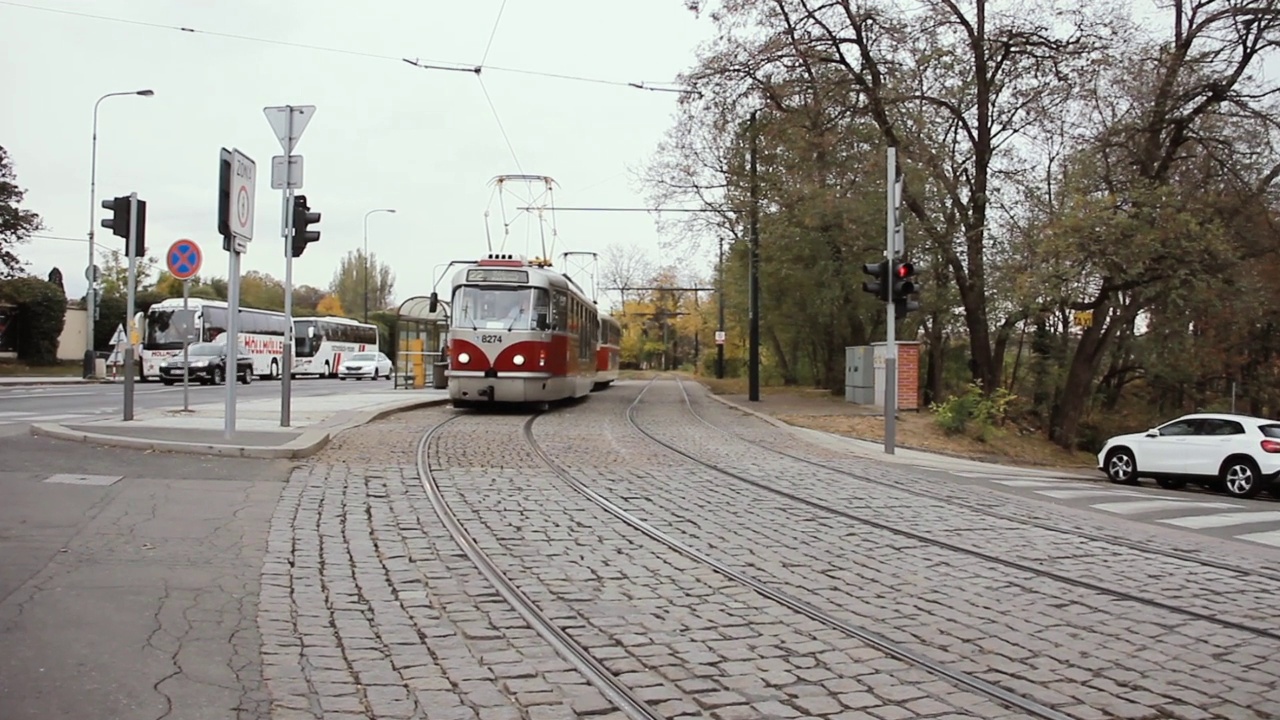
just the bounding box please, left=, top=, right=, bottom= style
left=0, top=379, right=115, bottom=387
left=703, top=390, right=1096, bottom=478
left=28, top=397, right=451, bottom=459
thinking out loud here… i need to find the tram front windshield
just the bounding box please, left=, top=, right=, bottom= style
left=452, top=286, right=548, bottom=330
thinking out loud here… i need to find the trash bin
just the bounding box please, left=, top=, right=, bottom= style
left=432, top=361, right=448, bottom=389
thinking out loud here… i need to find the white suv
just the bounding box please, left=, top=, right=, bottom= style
left=1097, top=413, right=1280, bottom=499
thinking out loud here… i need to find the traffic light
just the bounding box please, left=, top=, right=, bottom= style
left=101, top=195, right=146, bottom=257
left=217, top=148, right=232, bottom=245
left=891, top=259, right=920, bottom=313
left=290, top=194, right=321, bottom=258
left=861, top=259, right=888, bottom=301
left=101, top=195, right=130, bottom=239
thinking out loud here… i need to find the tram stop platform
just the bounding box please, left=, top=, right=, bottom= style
left=28, top=390, right=450, bottom=459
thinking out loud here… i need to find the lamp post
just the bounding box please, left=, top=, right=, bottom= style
left=86, top=88, right=154, bottom=379
left=362, top=208, right=396, bottom=323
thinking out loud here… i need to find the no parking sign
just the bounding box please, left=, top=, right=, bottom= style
left=167, top=239, right=202, bottom=280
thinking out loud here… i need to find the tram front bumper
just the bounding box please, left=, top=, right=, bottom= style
left=449, top=372, right=555, bottom=403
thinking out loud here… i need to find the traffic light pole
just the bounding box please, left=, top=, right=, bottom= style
left=884, top=147, right=897, bottom=455
left=747, top=110, right=761, bottom=402
left=124, top=192, right=138, bottom=422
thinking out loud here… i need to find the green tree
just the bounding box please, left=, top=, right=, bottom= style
left=239, top=270, right=285, bottom=311
left=0, top=146, right=44, bottom=278
left=98, top=248, right=160, bottom=297
left=293, top=284, right=325, bottom=314
left=330, top=249, right=395, bottom=321
left=0, top=277, right=66, bottom=364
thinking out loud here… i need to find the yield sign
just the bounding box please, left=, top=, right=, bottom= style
left=263, top=105, right=316, bottom=154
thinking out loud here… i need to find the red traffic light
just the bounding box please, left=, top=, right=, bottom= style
left=895, top=261, right=914, bottom=278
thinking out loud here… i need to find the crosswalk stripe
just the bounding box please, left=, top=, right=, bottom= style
left=1161, top=511, right=1280, bottom=529
left=1092, top=499, right=1241, bottom=515
left=990, top=479, right=1095, bottom=488
left=1236, top=529, right=1280, bottom=547
left=1037, top=488, right=1178, bottom=499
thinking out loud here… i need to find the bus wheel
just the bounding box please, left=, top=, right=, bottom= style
left=270, top=359, right=279, bottom=379
left=325, top=361, right=331, bottom=378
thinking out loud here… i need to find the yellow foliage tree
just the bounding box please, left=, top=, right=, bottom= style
left=316, top=294, right=345, bottom=316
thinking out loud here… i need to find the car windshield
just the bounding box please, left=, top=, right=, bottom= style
left=1260, top=424, right=1280, bottom=439
left=350, top=353, right=377, bottom=361
left=187, top=343, right=223, bottom=357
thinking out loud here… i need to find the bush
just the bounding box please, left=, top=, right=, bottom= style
left=0, top=277, right=68, bottom=365
left=931, top=381, right=1016, bottom=442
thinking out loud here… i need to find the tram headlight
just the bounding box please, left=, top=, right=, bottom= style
left=513, top=354, right=526, bottom=366
left=457, top=352, right=470, bottom=365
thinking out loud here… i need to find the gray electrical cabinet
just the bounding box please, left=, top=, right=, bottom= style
left=845, top=346, right=875, bottom=404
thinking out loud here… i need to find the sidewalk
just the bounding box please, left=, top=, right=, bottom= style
left=710, top=393, right=1100, bottom=480
left=28, top=389, right=450, bottom=459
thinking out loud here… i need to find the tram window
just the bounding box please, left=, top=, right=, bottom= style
left=533, top=289, right=551, bottom=330
left=553, top=292, right=567, bottom=331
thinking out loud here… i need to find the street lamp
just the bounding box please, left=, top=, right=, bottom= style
left=86, top=88, right=154, bottom=378
left=362, top=208, right=396, bottom=322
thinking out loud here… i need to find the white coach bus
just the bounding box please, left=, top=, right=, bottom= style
left=292, top=316, right=380, bottom=377
left=139, top=297, right=288, bottom=381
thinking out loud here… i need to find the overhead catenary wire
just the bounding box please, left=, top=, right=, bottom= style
left=478, top=0, right=508, bottom=68
left=1, top=1, right=697, bottom=95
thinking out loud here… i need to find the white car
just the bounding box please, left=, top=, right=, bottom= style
left=338, top=352, right=393, bottom=381
left=1097, top=412, right=1280, bottom=498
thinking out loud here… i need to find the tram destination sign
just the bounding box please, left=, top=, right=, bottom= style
left=467, top=268, right=529, bottom=283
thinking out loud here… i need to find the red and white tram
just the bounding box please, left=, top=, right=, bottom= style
left=594, top=313, right=621, bottom=391
left=446, top=253, right=599, bottom=407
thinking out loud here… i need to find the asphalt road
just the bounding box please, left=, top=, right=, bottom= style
left=0, top=430, right=289, bottom=719
left=0, top=377, right=391, bottom=436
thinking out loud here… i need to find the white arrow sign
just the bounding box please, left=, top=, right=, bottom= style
left=264, top=105, right=315, bottom=155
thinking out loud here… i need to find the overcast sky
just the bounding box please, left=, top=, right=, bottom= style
left=2, top=0, right=715, bottom=309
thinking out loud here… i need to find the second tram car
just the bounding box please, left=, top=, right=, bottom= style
left=447, top=253, right=599, bottom=407
left=594, top=313, right=621, bottom=391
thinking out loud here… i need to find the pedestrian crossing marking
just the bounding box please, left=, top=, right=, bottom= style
left=1037, top=488, right=1180, bottom=500
left=1236, top=529, right=1280, bottom=547
left=1160, top=511, right=1280, bottom=529
left=1091, top=499, right=1241, bottom=515
left=989, top=479, right=1095, bottom=488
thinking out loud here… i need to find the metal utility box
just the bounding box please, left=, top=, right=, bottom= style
left=845, top=346, right=875, bottom=404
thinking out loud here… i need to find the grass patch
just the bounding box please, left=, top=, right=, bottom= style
left=0, top=359, right=84, bottom=377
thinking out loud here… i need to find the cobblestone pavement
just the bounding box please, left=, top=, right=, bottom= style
left=260, top=381, right=1280, bottom=720
left=432, top=411, right=1031, bottom=720
left=530, top=380, right=1280, bottom=720
left=259, top=409, right=630, bottom=720
left=689, top=384, right=1280, bottom=578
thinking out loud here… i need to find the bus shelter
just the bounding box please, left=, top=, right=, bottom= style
left=395, top=295, right=450, bottom=389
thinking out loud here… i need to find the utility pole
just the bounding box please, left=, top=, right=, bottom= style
left=717, top=237, right=726, bottom=379
left=748, top=109, right=761, bottom=402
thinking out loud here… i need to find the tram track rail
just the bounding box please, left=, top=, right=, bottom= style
left=681, top=376, right=1280, bottom=585
left=415, top=413, right=666, bottom=720
left=623, top=375, right=1280, bottom=644
left=518, top=411, right=1078, bottom=720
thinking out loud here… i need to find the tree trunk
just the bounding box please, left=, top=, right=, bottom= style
left=1050, top=301, right=1134, bottom=449
left=767, top=327, right=795, bottom=384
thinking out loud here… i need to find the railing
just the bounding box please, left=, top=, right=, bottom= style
left=395, top=350, right=446, bottom=389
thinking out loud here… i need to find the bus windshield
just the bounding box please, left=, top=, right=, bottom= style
left=452, top=287, right=547, bottom=330
left=144, top=308, right=198, bottom=350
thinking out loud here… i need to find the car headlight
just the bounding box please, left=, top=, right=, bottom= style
left=457, top=352, right=470, bottom=364
left=190, top=360, right=207, bottom=367
left=513, top=354, right=525, bottom=366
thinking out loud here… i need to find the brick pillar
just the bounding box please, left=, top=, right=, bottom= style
left=896, top=342, right=920, bottom=410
